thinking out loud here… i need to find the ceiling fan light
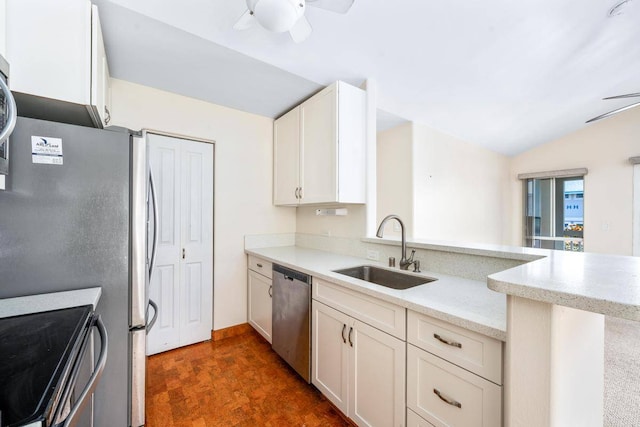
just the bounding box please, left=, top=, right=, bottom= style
left=255, top=0, right=304, bottom=33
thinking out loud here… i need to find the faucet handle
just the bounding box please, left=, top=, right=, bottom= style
left=408, top=249, right=415, bottom=262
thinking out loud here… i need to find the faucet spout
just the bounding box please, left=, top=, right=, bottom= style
left=376, top=215, right=414, bottom=270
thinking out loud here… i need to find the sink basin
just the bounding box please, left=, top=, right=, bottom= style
left=332, top=265, right=436, bottom=290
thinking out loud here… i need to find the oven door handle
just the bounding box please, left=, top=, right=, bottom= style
left=0, top=75, right=17, bottom=143
left=62, top=316, right=109, bottom=427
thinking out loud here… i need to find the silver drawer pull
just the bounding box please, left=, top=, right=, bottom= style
left=257, top=263, right=263, bottom=268
left=434, top=333, right=462, bottom=348
left=433, top=388, right=462, bottom=408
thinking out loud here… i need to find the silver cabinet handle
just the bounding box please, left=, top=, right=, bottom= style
left=257, top=263, right=263, bottom=268
left=299, top=187, right=303, bottom=199
left=62, top=316, right=109, bottom=427
left=146, top=299, right=158, bottom=333
left=0, top=75, right=17, bottom=144
left=341, top=324, right=347, bottom=343
left=433, top=388, right=462, bottom=408
left=182, top=248, right=186, bottom=259
left=268, top=285, right=272, bottom=298
left=295, top=187, right=299, bottom=199
left=348, top=326, right=353, bottom=347
left=434, top=333, right=462, bottom=348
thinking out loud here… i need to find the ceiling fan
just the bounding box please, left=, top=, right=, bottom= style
left=233, top=0, right=355, bottom=43
left=586, top=92, right=640, bottom=123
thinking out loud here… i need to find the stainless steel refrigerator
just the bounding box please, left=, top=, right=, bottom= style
left=0, top=116, right=156, bottom=427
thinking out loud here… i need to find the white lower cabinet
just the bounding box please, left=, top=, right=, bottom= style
left=407, top=344, right=501, bottom=427
left=248, top=269, right=272, bottom=343
left=312, top=300, right=405, bottom=427
left=407, top=408, right=435, bottom=427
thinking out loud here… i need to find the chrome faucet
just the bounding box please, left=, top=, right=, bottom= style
left=376, top=214, right=415, bottom=270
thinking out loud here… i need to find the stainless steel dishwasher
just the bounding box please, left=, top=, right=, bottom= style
left=272, top=264, right=311, bottom=383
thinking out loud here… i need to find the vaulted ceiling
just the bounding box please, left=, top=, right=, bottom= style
left=94, top=0, right=640, bottom=155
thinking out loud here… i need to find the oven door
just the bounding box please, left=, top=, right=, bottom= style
left=51, top=315, right=108, bottom=427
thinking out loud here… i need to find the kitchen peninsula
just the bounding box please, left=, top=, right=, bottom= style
left=246, top=234, right=640, bottom=427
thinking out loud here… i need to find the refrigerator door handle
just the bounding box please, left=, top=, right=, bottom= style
left=146, top=299, right=158, bottom=333
left=148, top=167, right=159, bottom=278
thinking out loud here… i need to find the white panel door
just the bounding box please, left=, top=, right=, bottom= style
left=350, top=320, right=406, bottom=427
left=179, top=140, right=213, bottom=346
left=300, top=86, right=337, bottom=204
left=147, top=134, right=213, bottom=355
left=273, top=107, right=300, bottom=205
left=312, top=300, right=350, bottom=414
left=147, top=135, right=181, bottom=355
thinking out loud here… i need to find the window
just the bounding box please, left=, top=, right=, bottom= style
left=523, top=176, right=584, bottom=252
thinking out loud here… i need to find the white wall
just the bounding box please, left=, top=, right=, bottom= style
left=412, top=123, right=510, bottom=245
left=0, top=0, right=6, bottom=57
left=507, top=106, right=640, bottom=255
left=110, top=79, right=296, bottom=330
left=377, top=122, right=413, bottom=238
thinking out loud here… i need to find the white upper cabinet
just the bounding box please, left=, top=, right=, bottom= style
left=273, top=81, right=366, bottom=206
left=6, top=0, right=112, bottom=128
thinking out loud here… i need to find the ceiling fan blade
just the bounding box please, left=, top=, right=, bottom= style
left=586, top=101, right=640, bottom=123
left=306, top=0, right=355, bottom=14
left=603, top=93, right=640, bottom=100
left=289, top=16, right=313, bottom=43
left=233, top=9, right=256, bottom=30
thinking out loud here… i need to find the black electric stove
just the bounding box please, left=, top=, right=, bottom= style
left=0, top=305, right=93, bottom=427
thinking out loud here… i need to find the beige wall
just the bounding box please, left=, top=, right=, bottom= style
left=508, top=106, right=640, bottom=255
left=412, top=123, right=510, bottom=245
left=110, top=79, right=296, bottom=330
left=377, top=122, right=414, bottom=238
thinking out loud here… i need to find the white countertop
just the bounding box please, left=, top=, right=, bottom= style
left=488, top=250, right=640, bottom=321
left=0, top=287, right=102, bottom=318
left=246, top=246, right=507, bottom=341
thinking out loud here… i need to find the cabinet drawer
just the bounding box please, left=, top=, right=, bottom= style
left=248, top=255, right=272, bottom=279
left=313, top=279, right=405, bottom=340
left=407, top=345, right=502, bottom=427
left=407, top=409, right=435, bottom=427
left=408, top=311, right=502, bottom=384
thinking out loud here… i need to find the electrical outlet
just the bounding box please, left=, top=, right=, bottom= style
left=366, top=250, right=379, bottom=261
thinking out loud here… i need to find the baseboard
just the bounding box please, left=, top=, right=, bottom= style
left=212, top=323, right=253, bottom=341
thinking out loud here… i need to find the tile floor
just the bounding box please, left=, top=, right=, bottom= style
left=145, top=330, right=351, bottom=426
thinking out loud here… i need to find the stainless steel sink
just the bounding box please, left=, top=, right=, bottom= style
left=332, top=265, right=437, bottom=290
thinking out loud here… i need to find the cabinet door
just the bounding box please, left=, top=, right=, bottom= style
left=312, top=300, right=350, bottom=414
left=273, top=107, right=300, bottom=205
left=91, top=5, right=111, bottom=127
left=248, top=270, right=272, bottom=343
left=6, top=0, right=92, bottom=104
left=300, top=85, right=337, bottom=204
left=350, top=320, right=406, bottom=427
